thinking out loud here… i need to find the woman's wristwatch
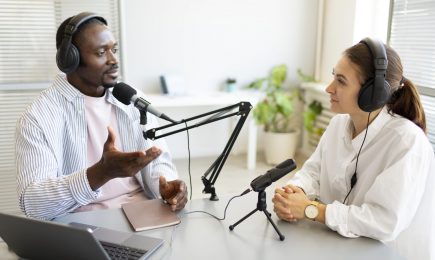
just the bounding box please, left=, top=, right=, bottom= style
left=304, top=201, right=319, bottom=220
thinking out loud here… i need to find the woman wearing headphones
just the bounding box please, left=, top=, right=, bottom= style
left=272, top=38, right=434, bottom=260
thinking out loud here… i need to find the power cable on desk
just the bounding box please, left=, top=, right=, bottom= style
left=183, top=188, right=251, bottom=221
left=160, top=120, right=192, bottom=258
left=167, top=188, right=251, bottom=251
left=160, top=223, right=180, bottom=259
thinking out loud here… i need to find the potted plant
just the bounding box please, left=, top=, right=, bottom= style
left=303, top=100, right=324, bottom=138
left=225, top=78, right=237, bottom=92
left=247, top=64, right=301, bottom=165
left=297, top=69, right=325, bottom=140
left=297, top=68, right=326, bottom=155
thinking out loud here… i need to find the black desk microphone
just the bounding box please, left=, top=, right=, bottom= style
left=250, top=159, right=297, bottom=192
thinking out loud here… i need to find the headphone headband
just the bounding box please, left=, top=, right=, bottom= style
left=56, top=12, right=107, bottom=74
left=64, top=12, right=107, bottom=39
left=360, top=37, right=388, bottom=71
left=357, top=37, right=391, bottom=112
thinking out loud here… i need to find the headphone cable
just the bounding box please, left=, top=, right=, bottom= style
left=343, top=112, right=371, bottom=204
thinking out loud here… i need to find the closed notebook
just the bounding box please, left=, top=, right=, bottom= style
left=122, top=199, right=181, bottom=232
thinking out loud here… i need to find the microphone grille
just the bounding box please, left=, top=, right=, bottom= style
left=112, top=82, right=137, bottom=105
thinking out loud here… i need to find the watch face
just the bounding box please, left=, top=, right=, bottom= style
left=305, top=205, right=319, bottom=219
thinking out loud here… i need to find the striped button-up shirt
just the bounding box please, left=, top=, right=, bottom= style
left=16, top=75, right=178, bottom=220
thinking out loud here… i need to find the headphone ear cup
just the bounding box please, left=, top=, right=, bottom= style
left=358, top=78, right=391, bottom=112
left=358, top=79, right=375, bottom=112
left=56, top=41, right=80, bottom=74
left=378, top=80, right=391, bottom=106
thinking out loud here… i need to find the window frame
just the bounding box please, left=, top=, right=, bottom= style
left=387, top=0, right=435, bottom=150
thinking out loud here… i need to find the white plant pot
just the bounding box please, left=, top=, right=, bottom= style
left=264, top=129, right=300, bottom=165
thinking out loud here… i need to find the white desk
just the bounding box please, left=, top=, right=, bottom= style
left=0, top=191, right=404, bottom=259
left=51, top=191, right=404, bottom=260
left=146, top=91, right=262, bottom=169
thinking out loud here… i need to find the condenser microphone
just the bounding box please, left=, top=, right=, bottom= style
left=112, top=82, right=178, bottom=123
left=250, top=159, right=297, bottom=192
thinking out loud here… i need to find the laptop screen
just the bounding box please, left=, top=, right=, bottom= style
left=0, top=212, right=163, bottom=260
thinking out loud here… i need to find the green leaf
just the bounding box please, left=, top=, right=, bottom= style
left=246, top=78, right=266, bottom=90
left=308, top=100, right=323, bottom=114
left=274, top=92, right=293, bottom=116
left=315, top=127, right=325, bottom=136
left=303, top=110, right=315, bottom=133
left=253, top=101, right=274, bottom=125
left=247, top=64, right=303, bottom=133
left=297, top=68, right=316, bottom=82
left=303, top=100, right=324, bottom=135
left=270, top=64, right=287, bottom=88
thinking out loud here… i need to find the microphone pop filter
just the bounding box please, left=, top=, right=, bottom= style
left=112, top=82, right=137, bottom=105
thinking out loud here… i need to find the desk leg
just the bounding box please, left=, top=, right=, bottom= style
left=247, top=117, right=257, bottom=169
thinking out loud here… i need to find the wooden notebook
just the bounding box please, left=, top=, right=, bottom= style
left=121, top=199, right=181, bottom=232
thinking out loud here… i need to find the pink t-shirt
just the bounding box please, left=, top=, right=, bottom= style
left=74, top=94, right=146, bottom=212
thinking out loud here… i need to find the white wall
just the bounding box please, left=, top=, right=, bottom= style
left=353, top=0, right=390, bottom=43
left=317, top=0, right=390, bottom=83
left=119, top=0, right=319, bottom=158
left=121, top=0, right=319, bottom=93
left=318, top=0, right=357, bottom=83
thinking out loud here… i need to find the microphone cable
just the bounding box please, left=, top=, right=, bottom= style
left=183, top=188, right=251, bottom=221
left=343, top=112, right=371, bottom=204
left=181, top=120, right=252, bottom=220
left=167, top=189, right=251, bottom=252
left=182, top=120, right=193, bottom=201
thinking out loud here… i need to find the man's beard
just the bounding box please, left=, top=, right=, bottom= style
left=102, top=76, right=119, bottom=89
left=102, top=81, right=116, bottom=89
left=102, top=64, right=120, bottom=89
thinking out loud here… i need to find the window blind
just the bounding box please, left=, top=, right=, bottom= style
left=0, top=0, right=121, bottom=88
left=0, top=0, right=121, bottom=214
left=0, top=0, right=57, bottom=85
left=389, top=0, right=435, bottom=150
left=389, top=0, right=435, bottom=91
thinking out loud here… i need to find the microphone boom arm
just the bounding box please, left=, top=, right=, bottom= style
left=145, top=101, right=252, bottom=201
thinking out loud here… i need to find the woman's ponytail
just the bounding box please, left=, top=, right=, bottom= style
left=387, top=77, right=426, bottom=133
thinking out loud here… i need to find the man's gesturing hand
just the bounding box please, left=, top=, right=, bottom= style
left=87, top=127, right=161, bottom=190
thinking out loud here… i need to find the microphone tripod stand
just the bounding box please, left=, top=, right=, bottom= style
left=229, top=189, right=285, bottom=241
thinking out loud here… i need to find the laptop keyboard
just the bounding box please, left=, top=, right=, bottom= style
left=101, top=241, right=148, bottom=260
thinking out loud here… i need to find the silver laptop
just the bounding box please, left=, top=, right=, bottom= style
left=0, top=212, right=163, bottom=260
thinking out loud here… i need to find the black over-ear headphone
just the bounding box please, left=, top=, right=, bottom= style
left=56, top=12, right=107, bottom=74
left=357, top=37, right=391, bottom=112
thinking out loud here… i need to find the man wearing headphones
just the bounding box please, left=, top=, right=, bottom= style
left=15, top=12, right=188, bottom=220
left=272, top=38, right=434, bottom=260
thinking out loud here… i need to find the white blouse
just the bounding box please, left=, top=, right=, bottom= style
left=290, top=107, right=435, bottom=260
